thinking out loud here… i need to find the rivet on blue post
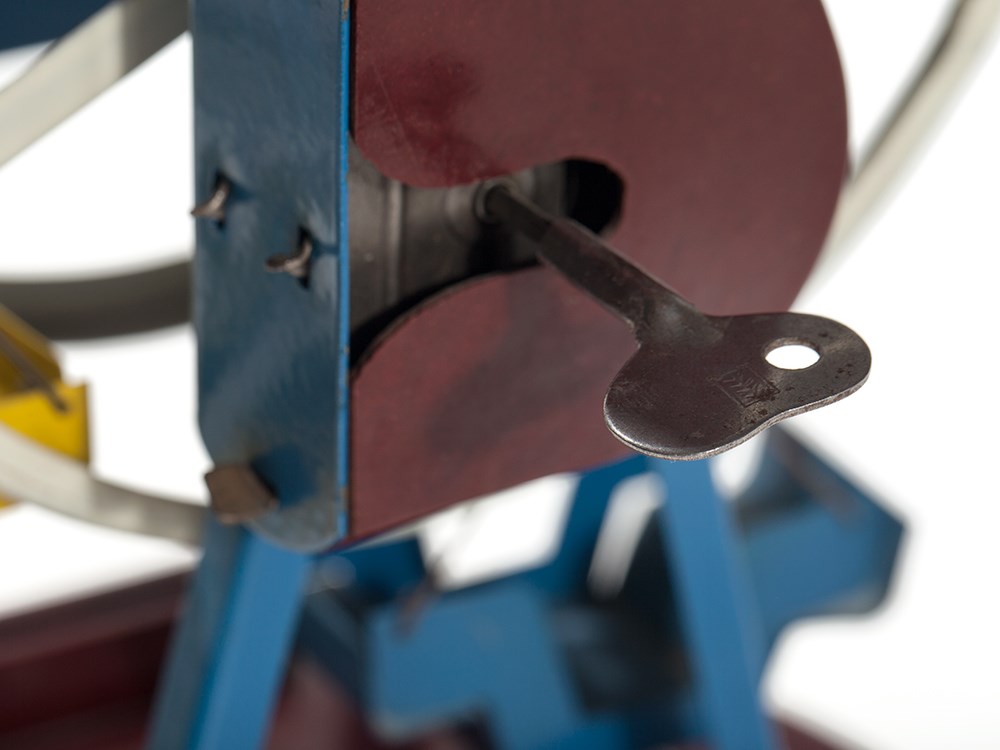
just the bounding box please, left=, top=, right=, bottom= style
left=647, top=456, right=778, bottom=750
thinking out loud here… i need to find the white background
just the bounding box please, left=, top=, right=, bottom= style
left=1, top=2, right=998, bottom=748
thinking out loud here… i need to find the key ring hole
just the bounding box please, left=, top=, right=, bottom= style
left=764, top=338, right=820, bottom=370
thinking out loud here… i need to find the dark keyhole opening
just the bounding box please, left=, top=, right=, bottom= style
left=564, top=159, right=625, bottom=236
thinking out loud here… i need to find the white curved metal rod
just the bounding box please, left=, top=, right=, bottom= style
left=807, top=0, right=1000, bottom=292
left=0, top=0, right=187, bottom=169
left=0, top=422, right=205, bottom=545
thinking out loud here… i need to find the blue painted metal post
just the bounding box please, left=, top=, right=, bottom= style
left=146, top=520, right=312, bottom=749
left=147, top=0, right=350, bottom=743
left=648, top=457, right=778, bottom=750
left=192, top=0, right=351, bottom=552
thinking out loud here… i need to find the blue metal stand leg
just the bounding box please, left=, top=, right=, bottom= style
left=648, top=457, right=777, bottom=750
left=145, top=521, right=312, bottom=750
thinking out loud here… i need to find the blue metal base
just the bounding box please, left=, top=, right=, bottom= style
left=298, top=429, right=900, bottom=750
left=148, top=429, right=900, bottom=750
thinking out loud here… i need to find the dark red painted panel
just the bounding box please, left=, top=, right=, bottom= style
left=350, top=0, right=848, bottom=536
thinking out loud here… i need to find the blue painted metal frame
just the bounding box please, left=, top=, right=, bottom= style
left=192, top=0, right=351, bottom=552
left=299, top=429, right=901, bottom=749
left=146, top=1, right=349, bottom=748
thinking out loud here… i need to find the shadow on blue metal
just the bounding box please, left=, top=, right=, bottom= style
left=0, top=0, right=111, bottom=51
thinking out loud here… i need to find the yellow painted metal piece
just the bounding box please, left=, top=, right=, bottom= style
left=0, top=305, right=89, bottom=509
left=0, top=382, right=90, bottom=459
left=0, top=305, right=61, bottom=392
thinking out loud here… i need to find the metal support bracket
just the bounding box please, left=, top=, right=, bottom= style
left=192, top=0, right=351, bottom=551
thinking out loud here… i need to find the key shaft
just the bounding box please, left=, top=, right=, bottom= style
left=481, top=183, right=871, bottom=460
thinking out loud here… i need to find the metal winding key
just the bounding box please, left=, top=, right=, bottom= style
left=480, top=184, right=871, bottom=460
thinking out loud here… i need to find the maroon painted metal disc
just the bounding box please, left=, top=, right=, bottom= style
left=350, top=0, right=847, bottom=537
